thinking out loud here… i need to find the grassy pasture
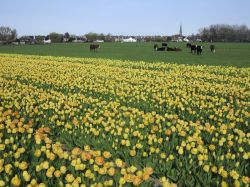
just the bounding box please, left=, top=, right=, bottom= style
left=0, top=42, right=250, bottom=67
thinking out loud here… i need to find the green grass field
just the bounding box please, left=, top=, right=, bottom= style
left=0, top=42, right=250, bottom=67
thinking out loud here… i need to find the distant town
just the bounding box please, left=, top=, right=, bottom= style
left=1, top=24, right=250, bottom=45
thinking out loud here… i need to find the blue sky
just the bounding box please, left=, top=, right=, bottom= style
left=1, top=0, right=250, bottom=36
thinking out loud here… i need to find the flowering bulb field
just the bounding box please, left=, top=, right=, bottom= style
left=0, top=53, right=249, bottom=187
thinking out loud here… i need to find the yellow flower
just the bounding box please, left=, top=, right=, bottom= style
left=34, top=149, right=41, bottom=157
left=0, top=144, right=5, bottom=151
left=234, top=180, right=240, bottom=187
left=242, top=176, right=249, bottom=184
left=11, top=175, right=21, bottom=187
left=191, top=148, right=198, bottom=155
left=72, top=147, right=82, bottom=156
left=84, top=145, right=91, bottom=151
left=5, top=164, right=12, bottom=174
left=221, top=181, right=228, bottom=187
left=130, top=149, right=137, bottom=157
left=65, top=174, right=75, bottom=183
left=209, top=144, right=215, bottom=151
left=42, top=161, right=49, bottom=169
left=160, top=153, right=167, bottom=159
left=211, top=166, right=217, bottom=173
left=133, top=176, right=142, bottom=186
left=60, top=165, right=67, bottom=174
left=221, top=170, right=228, bottom=178
left=23, top=171, right=31, bottom=182
left=19, top=161, right=28, bottom=170
left=98, top=167, right=107, bottom=175
left=230, top=170, right=239, bottom=180
left=243, top=153, right=249, bottom=159
left=119, top=177, right=126, bottom=185
left=144, top=167, right=154, bottom=175
left=108, top=167, right=115, bottom=176
left=104, top=180, right=113, bottom=186
left=38, top=183, right=46, bottom=187
left=95, top=156, right=105, bottom=166
left=178, top=147, right=184, bottom=155
left=54, top=170, right=61, bottom=178
left=103, top=151, right=112, bottom=159
left=0, top=180, right=5, bottom=187
left=30, top=179, right=37, bottom=185
left=75, top=164, right=86, bottom=171
left=203, top=165, right=210, bottom=173
left=169, top=154, right=174, bottom=160
left=46, top=170, right=53, bottom=178
left=128, top=165, right=137, bottom=173
left=115, top=159, right=123, bottom=167
left=36, top=165, right=42, bottom=172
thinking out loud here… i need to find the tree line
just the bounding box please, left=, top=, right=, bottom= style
left=198, top=24, right=250, bottom=42
left=1, top=24, right=250, bottom=43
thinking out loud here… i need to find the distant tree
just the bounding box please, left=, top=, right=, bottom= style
left=64, top=32, right=70, bottom=42
left=154, top=35, right=163, bottom=42
left=85, top=32, right=98, bottom=42
left=144, top=36, right=152, bottom=42
left=104, top=33, right=112, bottom=42
left=49, top=32, right=63, bottom=43
left=97, top=33, right=105, bottom=41
left=64, top=32, right=70, bottom=39
left=0, top=26, right=17, bottom=41
left=35, top=35, right=45, bottom=44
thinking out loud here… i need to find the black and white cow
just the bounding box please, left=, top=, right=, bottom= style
left=197, top=46, right=203, bottom=55
left=162, top=43, right=168, bottom=47
left=157, top=47, right=166, bottom=51
left=190, top=45, right=197, bottom=53
left=167, top=47, right=182, bottom=52
left=153, top=44, right=158, bottom=51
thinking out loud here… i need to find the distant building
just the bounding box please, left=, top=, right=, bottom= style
left=94, top=40, right=104, bottom=43
left=44, top=39, right=51, bottom=44
left=171, top=34, right=183, bottom=42
left=19, top=36, right=35, bottom=44
left=121, top=37, right=137, bottom=43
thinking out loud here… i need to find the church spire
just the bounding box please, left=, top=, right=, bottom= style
left=179, top=24, right=182, bottom=36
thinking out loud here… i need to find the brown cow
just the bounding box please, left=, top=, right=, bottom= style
left=90, top=44, right=100, bottom=52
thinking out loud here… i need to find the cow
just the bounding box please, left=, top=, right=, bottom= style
left=153, top=44, right=158, bottom=51
left=167, top=47, right=182, bottom=52
left=186, top=43, right=192, bottom=48
left=197, top=46, right=203, bottom=55
left=190, top=45, right=197, bottom=53
left=90, top=44, right=100, bottom=52
left=210, top=44, right=215, bottom=53
left=162, top=43, right=168, bottom=47
left=157, top=47, right=166, bottom=51
left=167, top=47, right=175, bottom=51
left=175, top=47, right=182, bottom=52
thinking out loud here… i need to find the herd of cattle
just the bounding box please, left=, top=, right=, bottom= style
left=89, top=43, right=216, bottom=55
left=153, top=43, right=182, bottom=52
left=154, top=43, right=216, bottom=55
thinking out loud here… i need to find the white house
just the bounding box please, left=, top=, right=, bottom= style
left=94, top=40, right=104, bottom=43
left=121, top=37, right=137, bottom=43
left=44, top=39, right=51, bottom=44
left=183, top=37, right=190, bottom=42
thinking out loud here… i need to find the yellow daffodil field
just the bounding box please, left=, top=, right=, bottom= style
left=0, top=53, right=249, bottom=187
